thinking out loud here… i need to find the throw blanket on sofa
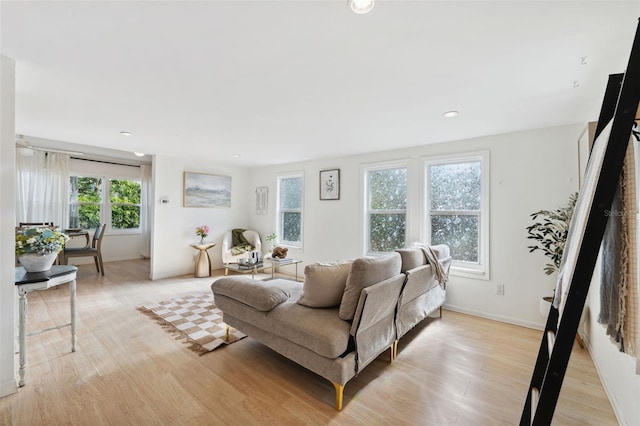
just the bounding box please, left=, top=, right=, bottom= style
left=230, top=228, right=254, bottom=255
left=420, top=247, right=448, bottom=287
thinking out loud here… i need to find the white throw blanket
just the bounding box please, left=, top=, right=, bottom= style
left=420, top=247, right=448, bottom=287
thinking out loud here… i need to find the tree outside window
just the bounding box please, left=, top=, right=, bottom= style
left=69, top=176, right=102, bottom=229
left=278, top=174, right=303, bottom=247
left=428, top=161, right=481, bottom=262
left=110, top=179, right=141, bottom=229
left=69, top=176, right=141, bottom=231
left=425, top=151, right=489, bottom=276
left=366, top=166, right=407, bottom=253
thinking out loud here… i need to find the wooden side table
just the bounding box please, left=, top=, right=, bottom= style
left=15, top=265, right=78, bottom=387
left=190, top=243, right=216, bottom=277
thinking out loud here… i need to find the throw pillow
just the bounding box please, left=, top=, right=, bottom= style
left=297, top=261, right=353, bottom=308
left=212, top=277, right=290, bottom=311
left=338, top=253, right=402, bottom=320
left=396, top=247, right=426, bottom=272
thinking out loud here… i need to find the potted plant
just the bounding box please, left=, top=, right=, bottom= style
left=526, top=192, right=578, bottom=316
left=265, top=233, right=278, bottom=252
left=16, top=227, right=70, bottom=272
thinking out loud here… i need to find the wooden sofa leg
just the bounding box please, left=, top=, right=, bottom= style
left=332, top=382, right=344, bottom=411
left=225, top=325, right=230, bottom=342
left=390, top=341, right=398, bottom=362
left=439, top=306, right=443, bottom=318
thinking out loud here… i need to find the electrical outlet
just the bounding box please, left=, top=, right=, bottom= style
left=496, top=284, right=505, bottom=295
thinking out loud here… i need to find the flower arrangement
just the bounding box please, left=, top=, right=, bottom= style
left=195, top=225, right=210, bottom=244
left=15, top=227, right=70, bottom=257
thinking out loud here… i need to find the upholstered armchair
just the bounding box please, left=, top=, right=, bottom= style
left=221, top=229, right=262, bottom=264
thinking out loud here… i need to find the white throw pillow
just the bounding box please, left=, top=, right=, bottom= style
left=297, top=261, right=353, bottom=308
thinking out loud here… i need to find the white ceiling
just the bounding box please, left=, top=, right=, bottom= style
left=1, top=1, right=639, bottom=167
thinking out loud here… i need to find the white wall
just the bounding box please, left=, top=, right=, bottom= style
left=0, top=55, right=17, bottom=397
left=248, top=124, right=583, bottom=328
left=583, top=259, right=639, bottom=426
left=150, top=155, right=250, bottom=279
left=580, top=136, right=640, bottom=426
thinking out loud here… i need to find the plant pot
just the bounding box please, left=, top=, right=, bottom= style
left=18, top=252, right=58, bottom=272
left=539, top=296, right=554, bottom=318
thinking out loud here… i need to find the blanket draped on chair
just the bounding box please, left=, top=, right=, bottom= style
left=230, top=228, right=254, bottom=255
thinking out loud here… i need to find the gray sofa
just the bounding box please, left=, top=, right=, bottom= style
left=395, top=244, right=451, bottom=342
left=211, top=247, right=449, bottom=410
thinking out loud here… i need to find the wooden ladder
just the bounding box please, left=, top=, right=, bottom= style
left=520, top=19, right=640, bottom=426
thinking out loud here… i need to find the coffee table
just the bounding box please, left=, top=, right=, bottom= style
left=224, top=258, right=302, bottom=281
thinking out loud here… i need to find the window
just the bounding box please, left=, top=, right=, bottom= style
left=69, top=175, right=141, bottom=232
left=364, top=163, right=407, bottom=254
left=424, top=152, right=489, bottom=277
left=277, top=173, right=303, bottom=248
left=109, top=179, right=142, bottom=230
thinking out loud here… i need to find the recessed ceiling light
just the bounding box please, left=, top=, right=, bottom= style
left=443, top=111, right=459, bottom=118
left=232, top=154, right=241, bottom=158
left=134, top=152, right=145, bottom=157
left=349, top=0, right=374, bottom=14
left=120, top=131, right=132, bottom=136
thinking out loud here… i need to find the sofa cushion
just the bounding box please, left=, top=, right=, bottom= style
left=267, top=303, right=351, bottom=358
left=297, top=261, right=352, bottom=308
left=396, top=248, right=426, bottom=273
left=212, top=277, right=290, bottom=311
left=338, top=253, right=402, bottom=321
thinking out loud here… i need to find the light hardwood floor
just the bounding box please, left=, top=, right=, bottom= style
left=1, top=259, right=617, bottom=425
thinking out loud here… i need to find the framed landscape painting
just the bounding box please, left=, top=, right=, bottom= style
left=183, top=172, right=231, bottom=207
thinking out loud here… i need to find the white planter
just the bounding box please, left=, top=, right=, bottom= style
left=18, top=252, right=58, bottom=272
left=539, top=296, right=554, bottom=318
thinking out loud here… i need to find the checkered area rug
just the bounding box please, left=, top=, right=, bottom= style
left=138, top=292, right=246, bottom=355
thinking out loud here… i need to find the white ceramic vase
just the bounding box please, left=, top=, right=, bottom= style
left=18, top=252, right=58, bottom=273
left=539, top=296, right=554, bottom=318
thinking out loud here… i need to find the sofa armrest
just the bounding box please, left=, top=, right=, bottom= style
left=349, top=274, right=405, bottom=372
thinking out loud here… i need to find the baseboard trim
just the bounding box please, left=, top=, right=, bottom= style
left=0, top=378, right=17, bottom=398
left=443, top=303, right=545, bottom=331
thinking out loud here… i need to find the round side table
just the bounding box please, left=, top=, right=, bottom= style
left=190, top=243, right=216, bottom=278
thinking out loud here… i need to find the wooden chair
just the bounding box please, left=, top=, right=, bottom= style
left=63, top=224, right=106, bottom=275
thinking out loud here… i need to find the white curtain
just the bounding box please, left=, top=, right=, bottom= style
left=16, top=151, right=70, bottom=228
left=139, top=164, right=152, bottom=258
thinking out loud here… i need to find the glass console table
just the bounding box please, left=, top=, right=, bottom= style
left=224, top=258, right=302, bottom=281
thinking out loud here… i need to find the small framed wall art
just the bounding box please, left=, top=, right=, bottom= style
left=256, top=186, right=268, bottom=214
left=183, top=172, right=231, bottom=207
left=319, top=169, right=340, bottom=200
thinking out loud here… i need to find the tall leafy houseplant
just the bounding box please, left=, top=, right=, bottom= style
left=526, top=193, right=578, bottom=275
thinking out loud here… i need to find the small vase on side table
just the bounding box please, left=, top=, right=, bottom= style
left=190, top=243, right=216, bottom=278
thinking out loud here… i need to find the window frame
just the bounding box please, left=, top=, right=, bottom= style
left=276, top=172, right=304, bottom=249
left=362, top=160, right=409, bottom=256
left=69, top=173, right=142, bottom=235
left=422, top=151, right=490, bottom=279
